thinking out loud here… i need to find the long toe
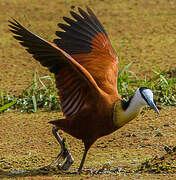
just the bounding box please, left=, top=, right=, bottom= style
left=50, top=149, right=74, bottom=171
left=50, top=151, right=65, bottom=168
left=61, top=153, right=74, bottom=170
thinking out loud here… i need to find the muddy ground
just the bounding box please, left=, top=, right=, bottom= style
left=0, top=0, right=176, bottom=179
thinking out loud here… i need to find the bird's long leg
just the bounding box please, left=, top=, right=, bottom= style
left=78, top=148, right=89, bottom=173
left=50, top=126, right=74, bottom=170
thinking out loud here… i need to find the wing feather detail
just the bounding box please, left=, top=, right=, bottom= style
left=9, top=19, right=100, bottom=117
left=54, top=7, right=119, bottom=95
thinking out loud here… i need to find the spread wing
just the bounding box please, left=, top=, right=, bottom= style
left=54, top=7, right=119, bottom=95
left=8, top=19, right=101, bottom=117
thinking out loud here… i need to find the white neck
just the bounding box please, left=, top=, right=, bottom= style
left=124, top=90, right=147, bottom=117
left=113, top=88, right=147, bottom=128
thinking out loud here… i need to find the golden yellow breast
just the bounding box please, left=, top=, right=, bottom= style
left=113, top=100, right=141, bottom=129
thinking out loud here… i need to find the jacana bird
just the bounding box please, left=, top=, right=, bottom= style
left=8, top=7, right=159, bottom=172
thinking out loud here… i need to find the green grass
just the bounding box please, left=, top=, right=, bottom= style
left=117, top=62, right=176, bottom=106
left=0, top=70, right=60, bottom=113
left=0, top=60, right=175, bottom=113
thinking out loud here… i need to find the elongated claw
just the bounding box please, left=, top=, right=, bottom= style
left=60, top=150, right=74, bottom=170
left=49, top=126, right=74, bottom=171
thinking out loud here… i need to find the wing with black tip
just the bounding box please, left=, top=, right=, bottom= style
left=9, top=19, right=100, bottom=117
left=54, top=7, right=119, bottom=95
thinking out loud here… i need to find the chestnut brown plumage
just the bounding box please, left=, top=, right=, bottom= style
left=9, top=7, right=159, bottom=172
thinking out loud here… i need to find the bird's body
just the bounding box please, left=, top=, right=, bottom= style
left=51, top=91, right=118, bottom=142
left=9, top=7, right=159, bottom=172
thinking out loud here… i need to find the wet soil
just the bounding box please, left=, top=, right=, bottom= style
left=0, top=0, right=176, bottom=179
